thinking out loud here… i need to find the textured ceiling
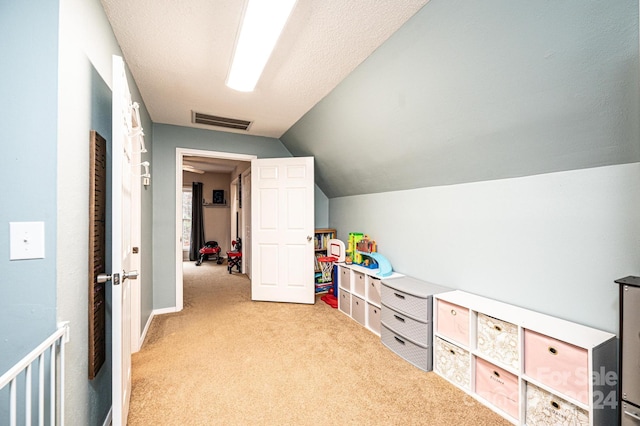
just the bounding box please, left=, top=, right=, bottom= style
left=100, top=0, right=429, bottom=138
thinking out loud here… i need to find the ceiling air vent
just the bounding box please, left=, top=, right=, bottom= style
left=192, top=111, right=252, bottom=131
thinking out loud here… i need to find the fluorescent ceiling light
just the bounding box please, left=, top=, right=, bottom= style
left=226, top=0, right=297, bottom=92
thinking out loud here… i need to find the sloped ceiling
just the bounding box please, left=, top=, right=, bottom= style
left=100, top=0, right=429, bottom=138
left=101, top=0, right=638, bottom=199
left=281, top=0, right=639, bottom=198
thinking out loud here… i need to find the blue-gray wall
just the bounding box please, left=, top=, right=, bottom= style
left=0, top=0, right=59, bottom=378
left=56, top=0, right=154, bottom=422
left=283, top=0, right=639, bottom=198
left=1, top=0, right=154, bottom=424
left=331, top=164, right=639, bottom=333
left=151, top=124, right=294, bottom=309
left=282, top=0, right=640, bottom=333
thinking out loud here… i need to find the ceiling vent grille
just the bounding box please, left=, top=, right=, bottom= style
left=192, top=111, right=252, bottom=131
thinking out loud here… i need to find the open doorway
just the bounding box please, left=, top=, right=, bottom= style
left=174, top=148, right=256, bottom=310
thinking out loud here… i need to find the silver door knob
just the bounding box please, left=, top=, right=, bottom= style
left=307, top=235, right=313, bottom=242
left=97, top=273, right=112, bottom=283
left=123, top=270, right=139, bottom=281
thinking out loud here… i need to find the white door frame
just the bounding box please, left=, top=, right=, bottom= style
left=130, top=141, right=142, bottom=353
left=241, top=169, right=252, bottom=279
left=111, top=54, right=137, bottom=426
left=174, top=148, right=256, bottom=310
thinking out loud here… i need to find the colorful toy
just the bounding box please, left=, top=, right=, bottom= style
left=348, top=232, right=364, bottom=265
left=226, top=238, right=242, bottom=274
left=356, top=236, right=377, bottom=253
left=195, top=241, right=222, bottom=266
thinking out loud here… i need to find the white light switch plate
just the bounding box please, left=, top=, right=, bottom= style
left=10, top=221, right=45, bottom=260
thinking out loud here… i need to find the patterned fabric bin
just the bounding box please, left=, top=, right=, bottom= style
left=477, top=313, right=519, bottom=370
left=434, top=336, right=470, bottom=390
left=526, top=382, right=589, bottom=426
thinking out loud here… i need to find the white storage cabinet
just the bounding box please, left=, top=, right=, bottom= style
left=337, top=263, right=402, bottom=335
left=433, top=290, right=617, bottom=425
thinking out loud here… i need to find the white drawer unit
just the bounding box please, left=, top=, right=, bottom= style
left=381, top=276, right=451, bottom=372
left=433, top=290, right=617, bottom=425
left=336, top=263, right=403, bottom=336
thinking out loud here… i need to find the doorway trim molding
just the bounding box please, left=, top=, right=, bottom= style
left=174, top=148, right=256, bottom=310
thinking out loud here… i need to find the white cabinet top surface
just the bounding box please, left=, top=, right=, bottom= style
left=339, top=262, right=404, bottom=279
left=435, top=290, right=615, bottom=349
left=381, top=276, right=452, bottom=298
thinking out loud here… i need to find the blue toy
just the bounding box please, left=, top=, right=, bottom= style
left=367, top=252, right=393, bottom=277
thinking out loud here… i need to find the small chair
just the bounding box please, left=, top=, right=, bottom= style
left=227, top=238, right=242, bottom=274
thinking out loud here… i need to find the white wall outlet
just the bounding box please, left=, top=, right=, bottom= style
left=9, top=221, right=45, bottom=260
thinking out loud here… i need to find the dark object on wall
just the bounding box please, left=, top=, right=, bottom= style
left=89, top=130, right=107, bottom=379
left=189, top=182, right=205, bottom=261
left=212, top=189, right=225, bottom=205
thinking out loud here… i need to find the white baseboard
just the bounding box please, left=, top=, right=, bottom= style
left=152, top=306, right=179, bottom=316
left=102, top=407, right=112, bottom=426
left=138, top=307, right=180, bottom=348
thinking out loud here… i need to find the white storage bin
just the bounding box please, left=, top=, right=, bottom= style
left=351, top=295, right=365, bottom=326
left=338, top=290, right=351, bottom=316
left=353, top=271, right=365, bottom=297
left=367, top=276, right=382, bottom=306
left=367, top=303, right=381, bottom=335
left=339, top=266, right=350, bottom=291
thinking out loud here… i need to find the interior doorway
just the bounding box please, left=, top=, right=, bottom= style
left=174, top=148, right=256, bottom=310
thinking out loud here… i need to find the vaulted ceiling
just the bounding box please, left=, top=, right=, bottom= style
left=101, top=1, right=638, bottom=198
left=100, top=0, right=429, bottom=138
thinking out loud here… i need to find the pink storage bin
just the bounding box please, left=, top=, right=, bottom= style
left=524, top=329, right=589, bottom=405
left=436, top=299, right=470, bottom=346
left=475, top=357, right=519, bottom=420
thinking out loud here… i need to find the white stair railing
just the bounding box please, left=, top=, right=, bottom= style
left=0, top=322, right=69, bottom=426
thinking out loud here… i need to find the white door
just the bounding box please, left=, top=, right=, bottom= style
left=111, top=55, right=138, bottom=426
left=251, top=157, right=315, bottom=303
